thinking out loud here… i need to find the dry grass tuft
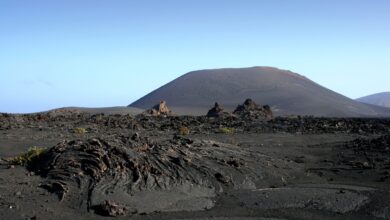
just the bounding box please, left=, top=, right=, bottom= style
left=217, top=127, right=235, bottom=134
left=74, top=127, right=87, bottom=134
left=8, top=146, right=47, bottom=166
left=178, top=127, right=190, bottom=135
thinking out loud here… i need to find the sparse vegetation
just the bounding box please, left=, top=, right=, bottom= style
left=8, top=146, right=47, bottom=166
left=178, top=126, right=190, bottom=135
left=74, top=127, right=87, bottom=134
left=217, top=127, right=235, bottom=134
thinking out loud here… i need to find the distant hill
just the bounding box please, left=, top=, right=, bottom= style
left=47, top=106, right=144, bottom=116
left=129, top=67, right=390, bottom=117
left=357, top=92, right=390, bottom=108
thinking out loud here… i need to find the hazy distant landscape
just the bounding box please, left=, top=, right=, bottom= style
left=357, top=92, right=390, bottom=108
left=1, top=1, right=390, bottom=220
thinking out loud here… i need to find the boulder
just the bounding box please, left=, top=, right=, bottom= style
left=93, top=200, right=128, bottom=217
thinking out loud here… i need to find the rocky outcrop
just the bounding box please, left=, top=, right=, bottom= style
left=206, top=99, right=272, bottom=119
left=143, top=101, right=172, bottom=116
left=92, top=200, right=129, bottom=217
left=29, top=135, right=267, bottom=215
left=233, top=99, right=273, bottom=119
left=206, top=103, right=229, bottom=118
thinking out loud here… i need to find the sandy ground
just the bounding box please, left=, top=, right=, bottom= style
left=0, top=113, right=390, bottom=220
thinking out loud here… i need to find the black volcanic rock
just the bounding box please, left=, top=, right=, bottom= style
left=233, top=99, right=273, bottom=119
left=234, top=99, right=259, bottom=112
left=207, top=102, right=228, bottom=118
left=2, top=112, right=390, bottom=218
left=129, top=67, right=390, bottom=117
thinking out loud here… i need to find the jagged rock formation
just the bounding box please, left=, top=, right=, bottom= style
left=143, top=101, right=172, bottom=116
left=29, top=135, right=276, bottom=215
left=206, top=102, right=229, bottom=118
left=233, top=99, right=273, bottom=119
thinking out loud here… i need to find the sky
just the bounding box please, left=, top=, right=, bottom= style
left=1, top=0, right=390, bottom=113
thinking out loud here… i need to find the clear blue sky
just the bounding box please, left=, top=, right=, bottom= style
left=1, top=0, right=389, bottom=113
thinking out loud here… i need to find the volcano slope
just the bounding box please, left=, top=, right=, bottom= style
left=357, top=92, right=390, bottom=108
left=0, top=111, right=390, bottom=219
left=130, top=67, right=390, bottom=117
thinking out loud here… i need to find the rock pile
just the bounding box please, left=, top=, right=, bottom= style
left=143, top=101, right=172, bottom=116
left=233, top=99, right=273, bottom=119
left=206, top=102, right=229, bottom=118
left=93, top=200, right=128, bottom=217
left=206, top=99, right=273, bottom=120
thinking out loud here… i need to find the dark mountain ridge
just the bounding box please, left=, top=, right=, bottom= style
left=130, top=67, right=390, bottom=117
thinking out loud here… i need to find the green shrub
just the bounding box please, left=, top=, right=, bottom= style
left=178, top=127, right=190, bottom=135
left=8, top=146, right=46, bottom=166
left=217, top=127, right=235, bottom=134
left=74, top=127, right=86, bottom=134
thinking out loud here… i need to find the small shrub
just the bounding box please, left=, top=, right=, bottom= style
left=8, top=146, right=47, bottom=166
left=74, top=127, right=86, bottom=134
left=217, top=127, right=235, bottom=134
left=178, top=127, right=190, bottom=135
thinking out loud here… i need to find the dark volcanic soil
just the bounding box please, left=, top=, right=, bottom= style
left=1, top=112, right=390, bottom=220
